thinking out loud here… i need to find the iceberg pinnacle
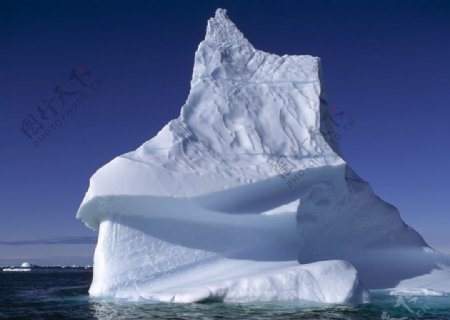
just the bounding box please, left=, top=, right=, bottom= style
left=205, top=9, right=252, bottom=48
left=77, top=9, right=450, bottom=303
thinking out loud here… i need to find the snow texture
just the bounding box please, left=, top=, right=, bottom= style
left=77, top=8, right=450, bottom=303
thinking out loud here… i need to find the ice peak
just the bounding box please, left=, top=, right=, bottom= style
left=214, top=8, right=227, bottom=18
left=205, top=8, right=252, bottom=48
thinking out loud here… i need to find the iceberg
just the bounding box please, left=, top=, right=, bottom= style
left=2, top=268, right=31, bottom=272
left=2, top=262, right=33, bottom=272
left=77, top=9, right=450, bottom=303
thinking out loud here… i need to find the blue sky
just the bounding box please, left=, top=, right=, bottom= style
left=0, top=0, right=449, bottom=265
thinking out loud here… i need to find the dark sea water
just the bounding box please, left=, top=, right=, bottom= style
left=1, top=269, right=449, bottom=320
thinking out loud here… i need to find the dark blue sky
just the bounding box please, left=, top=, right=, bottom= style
left=1, top=0, right=449, bottom=265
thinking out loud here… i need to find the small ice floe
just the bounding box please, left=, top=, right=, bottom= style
left=389, top=288, right=446, bottom=296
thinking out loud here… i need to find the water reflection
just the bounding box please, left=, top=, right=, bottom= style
left=88, top=298, right=362, bottom=320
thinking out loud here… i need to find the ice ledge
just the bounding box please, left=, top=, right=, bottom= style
left=205, top=8, right=253, bottom=48
left=150, top=260, right=369, bottom=304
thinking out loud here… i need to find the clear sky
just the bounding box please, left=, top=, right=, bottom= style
left=1, top=0, right=449, bottom=265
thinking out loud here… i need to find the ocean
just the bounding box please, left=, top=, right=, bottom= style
left=1, top=269, right=449, bottom=319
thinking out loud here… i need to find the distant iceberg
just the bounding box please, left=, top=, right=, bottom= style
left=2, top=268, right=31, bottom=272
left=2, top=262, right=32, bottom=272
left=76, top=8, right=450, bottom=303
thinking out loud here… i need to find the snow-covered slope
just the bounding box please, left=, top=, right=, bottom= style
left=77, top=9, right=450, bottom=303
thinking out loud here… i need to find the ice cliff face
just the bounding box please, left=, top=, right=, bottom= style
left=77, top=9, right=450, bottom=303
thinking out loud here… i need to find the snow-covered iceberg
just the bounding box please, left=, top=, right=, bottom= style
left=77, top=8, right=450, bottom=303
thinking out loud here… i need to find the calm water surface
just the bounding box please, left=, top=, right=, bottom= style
left=1, top=270, right=449, bottom=319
